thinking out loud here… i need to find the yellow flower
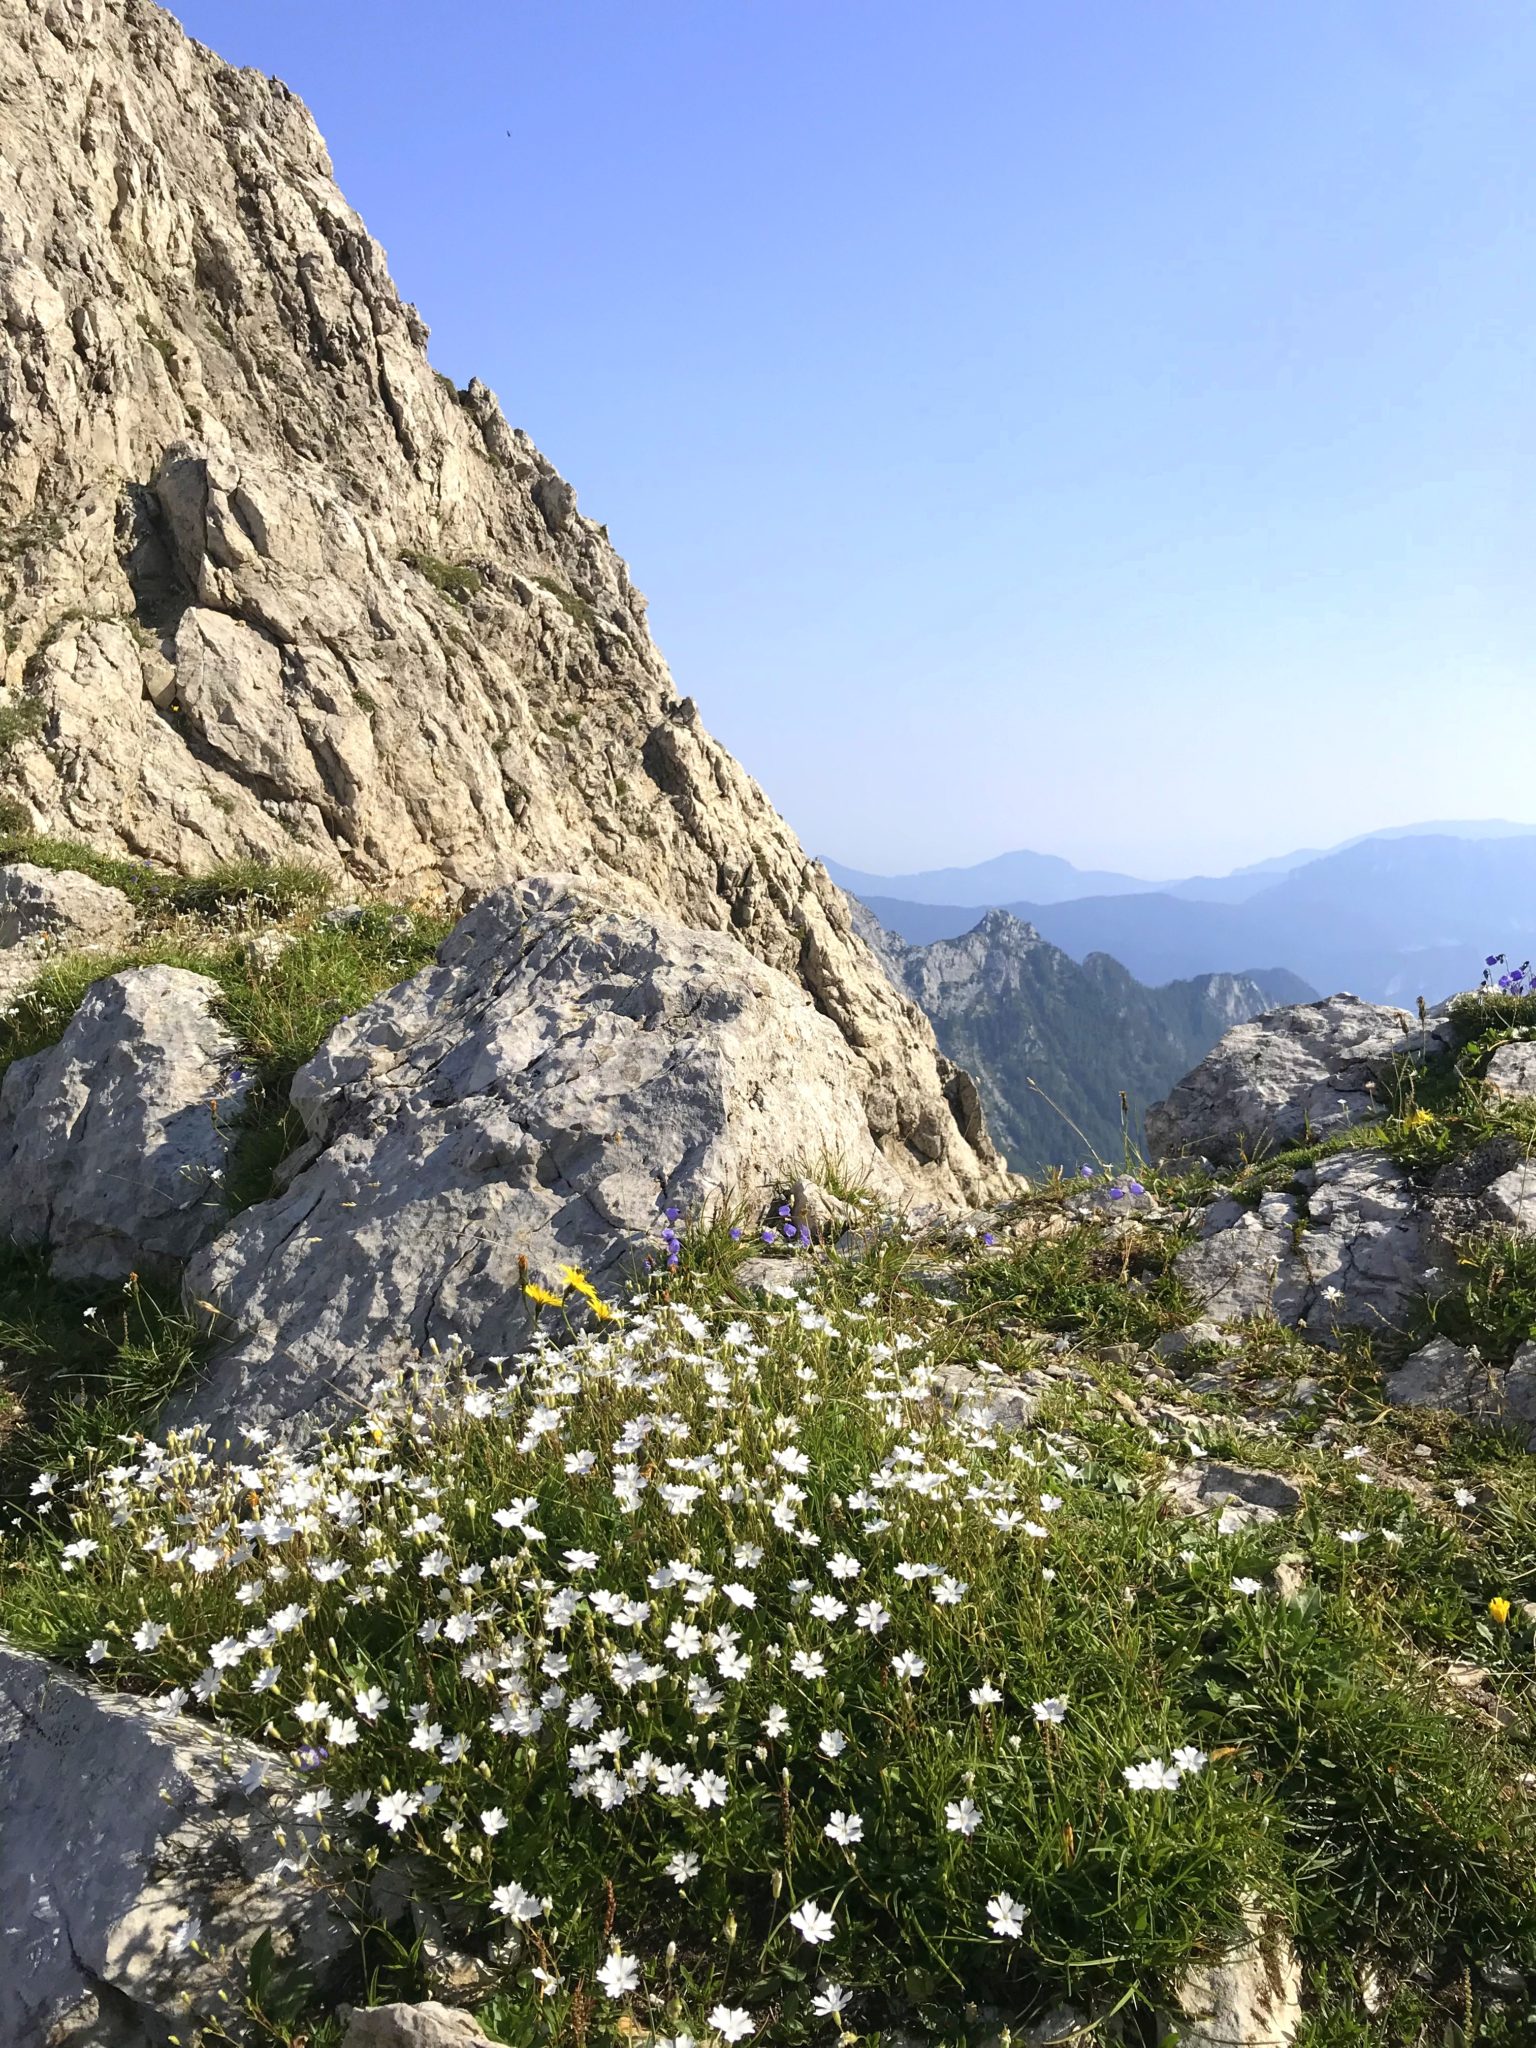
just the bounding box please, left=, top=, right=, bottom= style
left=1489, top=1596, right=1512, bottom=1625
left=1400, top=1108, right=1435, bottom=1130
left=524, top=1283, right=564, bottom=1308
left=561, top=1266, right=614, bottom=1320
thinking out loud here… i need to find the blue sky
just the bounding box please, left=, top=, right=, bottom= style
left=174, top=1, right=1536, bottom=878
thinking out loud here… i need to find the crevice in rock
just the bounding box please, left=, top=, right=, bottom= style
left=115, top=483, right=193, bottom=633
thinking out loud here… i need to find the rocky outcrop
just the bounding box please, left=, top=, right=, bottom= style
left=0, top=964, right=245, bottom=1282
left=1175, top=1153, right=1433, bottom=1344
left=1147, top=995, right=1450, bottom=1167
left=0, top=0, right=1000, bottom=1210
left=1384, top=1337, right=1536, bottom=1443
left=0, top=1637, right=344, bottom=2048
left=172, top=875, right=914, bottom=1441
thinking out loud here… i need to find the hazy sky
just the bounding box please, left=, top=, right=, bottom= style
left=173, top=0, right=1536, bottom=878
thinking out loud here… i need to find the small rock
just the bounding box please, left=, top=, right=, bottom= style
left=343, top=2005, right=495, bottom=2048
left=241, top=929, right=298, bottom=970
left=734, top=1255, right=815, bottom=1297
left=1384, top=1336, right=1487, bottom=1415
left=1155, top=1321, right=1242, bottom=1361
left=1021, top=2005, right=1090, bottom=2045
left=787, top=1176, right=855, bottom=1243
left=1273, top=1555, right=1310, bottom=1603
left=1161, top=1463, right=1301, bottom=1527
left=1162, top=1911, right=1303, bottom=2047
left=1199, top=1463, right=1303, bottom=1517
left=908, top=1263, right=964, bottom=1300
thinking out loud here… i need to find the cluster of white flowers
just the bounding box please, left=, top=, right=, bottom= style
left=28, top=1265, right=1304, bottom=2034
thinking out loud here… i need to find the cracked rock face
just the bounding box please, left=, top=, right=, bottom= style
left=0, top=964, right=247, bottom=1282
left=1384, top=1337, right=1536, bottom=1444
left=0, top=0, right=1001, bottom=1210
left=1175, top=1154, right=1432, bottom=1346
left=172, top=876, right=916, bottom=1442
left=0, top=1638, right=345, bottom=2048
left=1146, top=995, right=1450, bottom=1168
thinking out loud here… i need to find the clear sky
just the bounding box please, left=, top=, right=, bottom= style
left=172, top=0, right=1536, bottom=879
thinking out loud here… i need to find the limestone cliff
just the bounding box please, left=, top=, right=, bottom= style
left=0, top=0, right=1002, bottom=1203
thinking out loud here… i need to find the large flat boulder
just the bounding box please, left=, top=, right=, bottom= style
left=1146, top=995, right=1451, bottom=1168
left=174, top=876, right=912, bottom=1441
left=0, top=965, right=247, bottom=1283
left=0, top=1638, right=344, bottom=2048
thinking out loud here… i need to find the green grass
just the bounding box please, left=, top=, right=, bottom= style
left=0, top=831, right=335, bottom=918
left=532, top=574, right=596, bottom=630
left=8, top=1226, right=1536, bottom=2042
left=0, top=695, right=45, bottom=756
left=1417, top=1233, right=1536, bottom=1364
left=0, top=1252, right=209, bottom=1510
left=403, top=550, right=484, bottom=602
left=955, top=1216, right=1197, bottom=1348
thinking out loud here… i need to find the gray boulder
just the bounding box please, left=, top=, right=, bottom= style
left=1147, top=994, right=1450, bottom=1167
left=174, top=876, right=911, bottom=1442
left=1383, top=1336, right=1494, bottom=1417
left=1175, top=1191, right=1310, bottom=1328
left=1385, top=1337, right=1536, bottom=1442
left=1174, top=1154, right=1430, bottom=1345
left=0, top=1639, right=344, bottom=2048
left=0, top=861, right=136, bottom=952
left=0, top=966, right=248, bottom=1282
left=1484, top=1040, right=1536, bottom=1101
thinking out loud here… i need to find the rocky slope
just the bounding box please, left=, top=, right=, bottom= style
left=0, top=0, right=1000, bottom=1207
left=858, top=903, right=1314, bottom=1172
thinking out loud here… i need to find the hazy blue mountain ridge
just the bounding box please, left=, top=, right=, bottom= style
left=849, top=831, right=1536, bottom=1003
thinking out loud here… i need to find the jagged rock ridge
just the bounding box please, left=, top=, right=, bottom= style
left=0, top=0, right=1001, bottom=1206
left=857, top=903, right=1314, bottom=1172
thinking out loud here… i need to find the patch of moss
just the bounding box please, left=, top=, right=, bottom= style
left=402, top=550, right=483, bottom=603
left=532, top=574, right=596, bottom=630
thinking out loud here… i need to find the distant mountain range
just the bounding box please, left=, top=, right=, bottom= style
left=855, top=903, right=1315, bottom=1174
left=826, top=820, right=1536, bottom=910
left=831, top=823, right=1536, bottom=1002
